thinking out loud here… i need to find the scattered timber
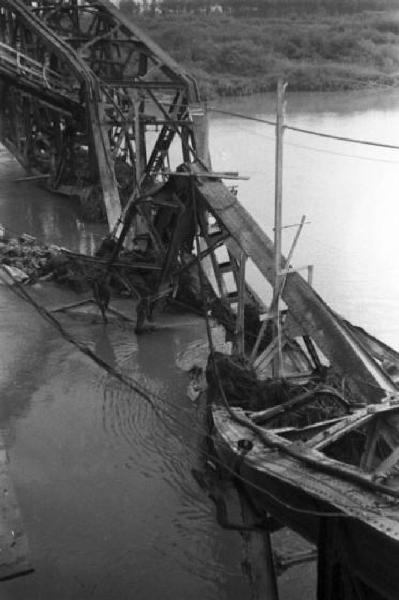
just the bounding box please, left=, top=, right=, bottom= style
left=13, top=174, right=51, bottom=183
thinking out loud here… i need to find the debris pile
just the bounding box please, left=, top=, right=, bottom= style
left=206, top=352, right=348, bottom=425
left=0, top=234, right=60, bottom=279
left=0, top=233, right=155, bottom=297
left=0, top=233, right=205, bottom=314
left=206, top=352, right=271, bottom=411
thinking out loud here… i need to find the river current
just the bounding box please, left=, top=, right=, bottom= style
left=0, top=88, right=398, bottom=599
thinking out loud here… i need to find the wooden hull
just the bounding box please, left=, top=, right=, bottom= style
left=212, top=404, right=399, bottom=600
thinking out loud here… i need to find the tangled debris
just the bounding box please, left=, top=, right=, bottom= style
left=0, top=232, right=156, bottom=295
left=206, top=352, right=348, bottom=426
left=0, top=234, right=61, bottom=279
left=0, top=232, right=214, bottom=324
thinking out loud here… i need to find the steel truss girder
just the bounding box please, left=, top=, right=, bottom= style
left=0, top=0, right=125, bottom=226
left=15, top=0, right=202, bottom=226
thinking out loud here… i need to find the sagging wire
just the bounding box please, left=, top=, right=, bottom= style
left=224, top=120, right=399, bottom=165
left=208, top=106, right=399, bottom=151
left=1, top=266, right=395, bottom=517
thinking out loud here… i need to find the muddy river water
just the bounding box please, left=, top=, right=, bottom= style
left=0, top=87, right=398, bottom=598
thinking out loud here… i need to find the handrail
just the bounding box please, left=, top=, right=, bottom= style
left=0, top=39, right=70, bottom=93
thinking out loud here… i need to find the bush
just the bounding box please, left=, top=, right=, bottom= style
left=133, top=8, right=399, bottom=98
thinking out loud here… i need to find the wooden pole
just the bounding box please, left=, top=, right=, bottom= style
left=273, top=79, right=287, bottom=378
left=239, top=490, right=280, bottom=600
left=236, top=251, right=247, bottom=355
left=250, top=216, right=305, bottom=363
left=134, top=96, right=142, bottom=188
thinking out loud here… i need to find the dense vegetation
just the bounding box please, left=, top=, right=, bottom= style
left=122, top=1, right=399, bottom=97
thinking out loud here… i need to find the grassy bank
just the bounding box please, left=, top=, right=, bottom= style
left=132, top=9, right=399, bottom=98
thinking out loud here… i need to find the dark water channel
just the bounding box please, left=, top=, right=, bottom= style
left=0, top=150, right=314, bottom=599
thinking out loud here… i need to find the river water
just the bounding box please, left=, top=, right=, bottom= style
left=0, top=87, right=398, bottom=599
left=210, top=88, right=399, bottom=349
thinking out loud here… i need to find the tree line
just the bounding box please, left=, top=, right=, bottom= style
left=121, top=0, right=399, bottom=16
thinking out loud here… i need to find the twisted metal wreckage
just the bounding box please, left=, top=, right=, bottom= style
left=0, top=1, right=399, bottom=598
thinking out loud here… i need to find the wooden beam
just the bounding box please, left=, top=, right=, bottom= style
left=272, top=80, right=288, bottom=377
left=250, top=387, right=322, bottom=425
left=306, top=408, right=379, bottom=451
left=168, top=170, right=249, bottom=181
left=235, top=252, right=247, bottom=355
left=14, top=173, right=50, bottom=182
left=374, top=445, right=399, bottom=478
left=239, top=490, right=280, bottom=600
left=360, top=418, right=380, bottom=472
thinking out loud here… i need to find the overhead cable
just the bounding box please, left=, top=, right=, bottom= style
left=208, top=107, right=399, bottom=151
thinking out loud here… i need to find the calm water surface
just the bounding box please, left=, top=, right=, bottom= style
left=210, top=88, right=399, bottom=349
left=0, top=87, right=398, bottom=598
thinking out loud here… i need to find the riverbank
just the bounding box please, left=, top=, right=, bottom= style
left=135, top=10, right=399, bottom=98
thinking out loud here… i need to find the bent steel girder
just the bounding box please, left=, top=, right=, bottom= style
left=0, top=0, right=83, bottom=184
left=21, top=0, right=202, bottom=218
left=0, top=0, right=125, bottom=227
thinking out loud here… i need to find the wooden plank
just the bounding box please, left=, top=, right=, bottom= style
left=0, top=444, right=32, bottom=580
left=167, top=170, right=249, bottom=181
left=360, top=418, right=380, bottom=472
left=306, top=402, right=399, bottom=452
left=250, top=387, right=322, bottom=425
left=211, top=472, right=279, bottom=600
left=14, top=173, right=50, bottom=182
left=51, top=298, right=93, bottom=313
left=342, top=318, right=399, bottom=366
left=374, top=446, right=399, bottom=477
left=307, top=412, right=373, bottom=451
left=235, top=252, right=246, bottom=355
left=239, top=491, right=280, bottom=600
left=253, top=339, right=280, bottom=380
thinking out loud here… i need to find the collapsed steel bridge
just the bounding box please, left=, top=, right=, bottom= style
left=0, top=0, right=395, bottom=401
left=1, top=0, right=399, bottom=595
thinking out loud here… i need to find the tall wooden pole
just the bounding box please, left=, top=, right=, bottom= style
left=273, top=79, right=287, bottom=377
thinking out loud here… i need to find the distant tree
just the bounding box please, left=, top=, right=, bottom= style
left=119, top=0, right=138, bottom=14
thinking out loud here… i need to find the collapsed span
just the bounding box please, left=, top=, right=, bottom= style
left=0, top=0, right=202, bottom=227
